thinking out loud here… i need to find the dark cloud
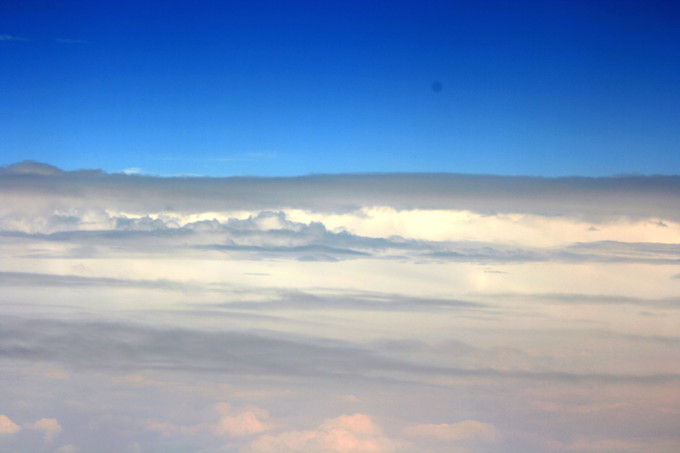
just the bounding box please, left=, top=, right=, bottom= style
left=2, top=161, right=680, bottom=220
left=1, top=317, right=677, bottom=385
left=3, top=160, right=62, bottom=175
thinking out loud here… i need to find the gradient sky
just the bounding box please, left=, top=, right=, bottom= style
left=2, top=0, right=680, bottom=176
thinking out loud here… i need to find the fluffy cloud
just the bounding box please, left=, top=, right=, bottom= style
left=31, top=417, right=62, bottom=441
left=213, top=403, right=269, bottom=437
left=0, top=414, right=21, bottom=435
left=3, top=209, right=680, bottom=265
left=3, top=164, right=680, bottom=268
left=145, top=402, right=269, bottom=439
left=246, top=413, right=401, bottom=453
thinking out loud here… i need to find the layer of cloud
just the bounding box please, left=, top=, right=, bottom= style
left=1, top=316, right=677, bottom=385
left=405, top=420, right=500, bottom=443
left=3, top=209, right=680, bottom=265
left=3, top=161, right=680, bottom=220
left=55, top=445, right=80, bottom=453
left=1, top=161, right=678, bottom=452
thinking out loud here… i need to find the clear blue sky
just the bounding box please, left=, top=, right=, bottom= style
left=2, top=0, right=679, bottom=176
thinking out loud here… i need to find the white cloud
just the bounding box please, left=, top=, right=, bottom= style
left=213, top=411, right=267, bottom=437
left=0, top=34, right=28, bottom=41
left=246, top=413, right=402, bottom=453
left=0, top=414, right=21, bottom=435
left=213, top=402, right=269, bottom=437
left=2, top=161, right=680, bottom=452
left=55, top=38, right=89, bottom=44
left=31, top=417, right=62, bottom=442
left=339, top=394, right=361, bottom=403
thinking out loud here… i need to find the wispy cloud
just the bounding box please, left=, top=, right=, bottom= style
left=0, top=34, right=28, bottom=42
left=1, top=316, right=678, bottom=385
left=159, top=152, right=276, bottom=163
left=483, top=291, right=680, bottom=310
left=55, top=38, right=89, bottom=44
left=0, top=271, right=199, bottom=292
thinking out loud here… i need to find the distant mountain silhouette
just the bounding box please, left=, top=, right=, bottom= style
left=3, top=160, right=63, bottom=175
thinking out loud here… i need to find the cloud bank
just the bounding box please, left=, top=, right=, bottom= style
left=0, top=162, right=678, bottom=453
left=2, top=161, right=680, bottom=219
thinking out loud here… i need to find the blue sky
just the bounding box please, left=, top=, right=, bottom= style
left=2, top=0, right=680, bottom=176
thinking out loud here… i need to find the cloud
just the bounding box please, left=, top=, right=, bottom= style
left=484, top=291, right=680, bottom=310
left=31, top=417, right=62, bottom=442
left=213, top=403, right=269, bottom=437
left=220, top=290, right=486, bottom=313
left=246, top=413, right=401, bottom=453
left=405, top=420, right=500, bottom=443
left=159, top=152, right=276, bottom=163
left=0, top=317, right=429, bottom=382
left=2, top=161, right=680, bottom=220
left=0, top=414, right=21, bottom=435
left=0, top=34, right=28, bottom=41
left=1, top=160, right=679, bottom=452
left=144, top=420, right=203, bottom=437
left=541, top=435, right=667, bottom=452
left=56, top=445, right=80, bottom=453
left=55, top=38, right=89, bottom=44
left=1, top=316, right=677, bottom=386
left=0, top=271, right=201, bottom=293
left=4, top=207, right=680, bottom=265
left=145, top=402, right=269, bottom=439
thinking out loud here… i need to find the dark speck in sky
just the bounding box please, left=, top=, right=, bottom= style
left=431, top=81, right=443, bottom=93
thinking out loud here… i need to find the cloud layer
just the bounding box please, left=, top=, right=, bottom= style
left=3, top=161, right=680, bottom=219
left=0, top=162, right=678, bottom=453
